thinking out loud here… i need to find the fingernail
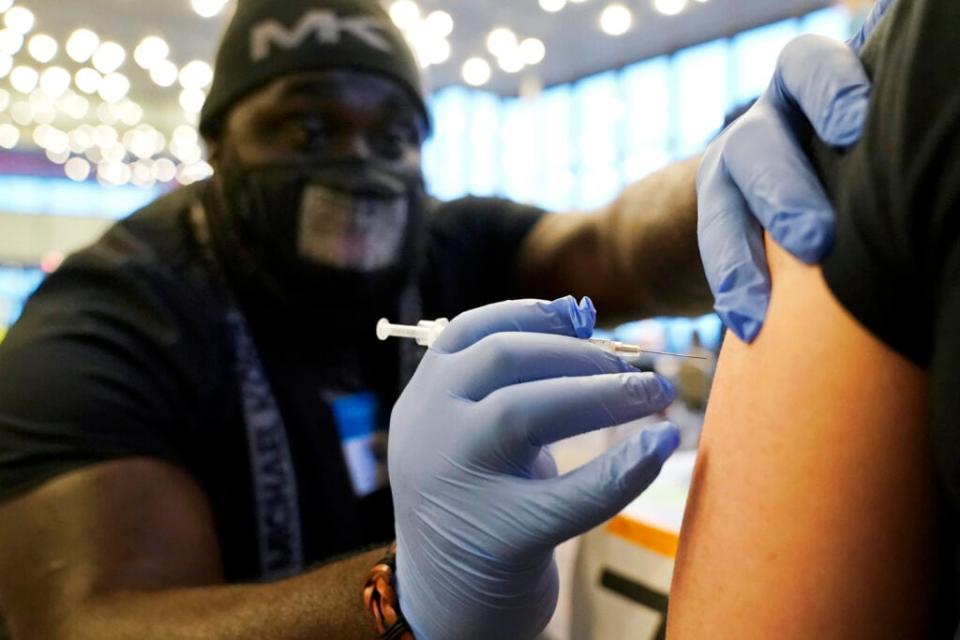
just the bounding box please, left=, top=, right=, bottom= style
left=824, top=93, right=869, bottom=147
left=643, top=424, right=681, bottom=464
left=625, top=374, right=669, bottom=405
left=655, top=374, right=676, bottom=404
left=719, top=309, right=763, bottom=343
left=770, top=218, right=833, bottom=263
left=553, top=295, right=595, bottom=339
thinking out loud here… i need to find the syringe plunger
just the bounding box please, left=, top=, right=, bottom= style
left=377, top=318, right=450, bottom=347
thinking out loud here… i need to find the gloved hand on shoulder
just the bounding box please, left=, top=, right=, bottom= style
left=698, top=0, right=895, bottom=342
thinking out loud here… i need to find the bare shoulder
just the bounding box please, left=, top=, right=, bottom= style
left=668, top=239, right=942, bottom=638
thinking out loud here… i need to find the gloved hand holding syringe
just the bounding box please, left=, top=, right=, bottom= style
left=377, top=316, right=706, bottom=360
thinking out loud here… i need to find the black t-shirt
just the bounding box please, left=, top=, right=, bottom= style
left=809, top=0, right=960, bottom=632
left=0, top=182, right=543, bottom=582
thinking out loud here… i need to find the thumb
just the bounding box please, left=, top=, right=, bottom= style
left=533, top=423, right=680, bottom=546
left=847, top=0, right=895, bottom=55
left=431, top=296, right=596, bottom=355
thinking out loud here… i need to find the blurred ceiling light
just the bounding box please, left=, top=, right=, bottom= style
left=389, top=0, right=420, bottom=30
left=96, top=103, right=118, bottom=125
left=4, top=6, right=34, bottom=34
left=497, top=49, right=525, bottom=74
left=191, top=0, right=229, bottom=18
left=99, top=72, right=130, bottom=103
left=84, top=145, right=102, bottom=163
left=431, top=38, right=451, bottom=65
left=600, top=3, right=633, bottom=35
left=134, top=36, right=169, bottom=70
left=92, top=41, right=126, bottom=74
left=179, top=88, right=206, bottom=114
left=653, top=0, right=687, bottom=15
left=60, top=93, right=90, bottom=120
left=0, top=0, right=13, bottom=12
left=29, top=92, right=56, bottom=124
left=150, top=59, right=178, bottom=87
left=0, top=28, right=22, bottom=55
left=486, top=27, right=517, bottom=57
left=74, top=67, right=102, bottom=94
left=0, top=123, right=18, bottom=149
left=461, top=57, right=491, bottom=87
left=520, top=37, right=546, bottom=65
left=412, top=33, right=450, bottom=67
left=117, top=100, right=144, bottom=126
left=9, top=65, right=37, bottom=93
left=177, top=160, right=214, bottom=185
left=570, top=0, right=591, bottom=3
left=539, top=0, right=567, bottom=12
left=179, top=60, right=213, bottom=89
left=65, top=156, right=91, bottom=181
left=131, top=161, right=157, bottom=188
left=27, top=33, right=56, bottom=63
left=101, top=141, right=127, bottom=163
left=172, top=138, right=202, bottom=164
left=173, top=124, right=199, bottom=147
left=0, top=53, right=11, bottom=78
left=31, top=123, right=48, bottom=147
left=46, top=148, right=70, bottom=165
left=39, top=66, right=71, bottom=97
left=93, top=124, right=118, bottom=147
left=98, top=161, right=132, bottom=187
left=66, top=28, right=99, bottom=63
left=9, top=100, right=30, bottom=125
left=46, top=129, right=70, bottom=154
left=150, top=130, right=167, bottom=156
left=0, top=88, right=8, bottom=111
left=128, top=128, right=157, bottom=160
left=69, top=125, right=94, bottom=153
left=153, top=157, right=177, bottom=182
left=426, top=10, right=453, bottom=37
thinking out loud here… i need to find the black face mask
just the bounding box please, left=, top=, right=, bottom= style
left=204, top=152, right=426, bottom=323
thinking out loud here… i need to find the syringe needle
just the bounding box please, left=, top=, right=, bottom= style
left=638, top=349, right=708, bottom=361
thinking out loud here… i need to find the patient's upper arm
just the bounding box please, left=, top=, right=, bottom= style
left=668, top=239, right=943, bottom=638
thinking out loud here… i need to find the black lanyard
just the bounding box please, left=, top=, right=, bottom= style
left=190, top=201, right=304, bottom=580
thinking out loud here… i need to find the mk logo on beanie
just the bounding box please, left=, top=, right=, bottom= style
left=250, top=10, right=394, bottom=62
left=200, top=0, right=428, bottom=136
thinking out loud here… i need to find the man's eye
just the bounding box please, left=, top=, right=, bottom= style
left=295, top=116, right=328, bottom=151
left=375, top=125, right=416, bottom=158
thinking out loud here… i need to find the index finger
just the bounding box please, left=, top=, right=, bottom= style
left=431, top=296, right=596, bottom=354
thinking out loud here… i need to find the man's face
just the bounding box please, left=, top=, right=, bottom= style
left=207, top=69, right=425, bottom=173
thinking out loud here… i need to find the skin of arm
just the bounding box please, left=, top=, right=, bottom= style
left=0, top=459, right=384, bottom=640
left=516, top=156, right=712, bottom=322
left=668, top=238, right=944, bottom=638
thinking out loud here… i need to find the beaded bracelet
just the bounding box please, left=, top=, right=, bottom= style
left=363, top=543, right=414, bottom=640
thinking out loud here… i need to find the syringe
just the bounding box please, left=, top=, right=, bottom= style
left=376, top=318, right=450, bottom=347
left=377, top=318, right=707, bottom=360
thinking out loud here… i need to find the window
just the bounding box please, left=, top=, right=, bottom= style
left=672, top=39, right=731, bottom=158
left=731, top=19, right=799, bottom=106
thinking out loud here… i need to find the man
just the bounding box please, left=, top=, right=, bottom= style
left=0, top=0, right=879, bottom=638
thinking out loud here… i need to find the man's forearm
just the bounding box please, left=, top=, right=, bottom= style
left=517, top=156, right=712, bottom=321
left=599, top=155, right=711, bottom=318
left=54, top=547, right=385, bottom=640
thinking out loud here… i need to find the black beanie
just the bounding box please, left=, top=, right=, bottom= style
left=199, top=0, right=428, bottom=137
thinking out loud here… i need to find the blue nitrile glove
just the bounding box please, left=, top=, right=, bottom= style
left=697, top=0, right=894, bottom=342
left=389, top=296, right=679, bottom=640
